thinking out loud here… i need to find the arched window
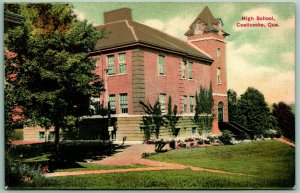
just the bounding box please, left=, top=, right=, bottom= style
left=218, top=102, right=224, bottom=122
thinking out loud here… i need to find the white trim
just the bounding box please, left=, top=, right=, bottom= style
left=125, top=20, right=138, bottom=41
left=213, top=93, right=227, bottom=97
left=189, top=37, right=226, bottom=43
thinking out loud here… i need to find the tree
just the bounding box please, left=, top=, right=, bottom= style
left=164, top=96, right=180, bottom=137
left=237, top=87, right=275, bottom=137
left=140, top=100, right=165, bottom=140
left=4, top=3, right=104, bottom=145
left=227, top=89, right=239, bottom=122
left=193, top=83, right=213, bottom=137
left=272, top=102, right=295, bottom=141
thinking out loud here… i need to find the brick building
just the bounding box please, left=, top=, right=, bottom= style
left=89, top=6, right=229, bottom=141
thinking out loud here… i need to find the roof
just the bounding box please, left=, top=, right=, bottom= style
left=93, top=14, right=213, bottom=62
left=185, top=6, right=229, bottom=36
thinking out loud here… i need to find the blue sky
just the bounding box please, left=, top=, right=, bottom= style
left=72, top=2, right=295, bottom=104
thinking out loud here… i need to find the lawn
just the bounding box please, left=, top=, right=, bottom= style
left=16, top=140, right=295, bottom=189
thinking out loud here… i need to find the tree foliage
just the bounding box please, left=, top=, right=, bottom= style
left=4, top=3, right=104, bottom=144
left=272, top=102, right=295, bottom=141
left=227, top=89, right=238, bottom=122
left=164, top=96, right=180, bottom=137
left=193, top=83, right=213, bottom=136
left=140, top=100, right=165, bottom=140
left=227, top=87, right=277, bottom=137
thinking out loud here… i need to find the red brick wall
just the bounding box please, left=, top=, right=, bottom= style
left=188, top=33, right=228, bottom=134
left=93, top=49, right=133, bottom=114
left=144, top=48, right=211, bottom=113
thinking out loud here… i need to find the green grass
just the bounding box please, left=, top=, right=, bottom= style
left=22, top=155, right=144, bottom=172
left=15, top=140, right=295, bottom=189
left=55, top=162, right=145, bottom=172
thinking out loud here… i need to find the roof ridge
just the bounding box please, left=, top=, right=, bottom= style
left=125, top=20, right=138, bottom=41
left=135, top=21, right=210, bottom=57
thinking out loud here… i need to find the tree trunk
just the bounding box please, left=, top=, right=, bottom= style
left=54, top=123, right=60, bottom=146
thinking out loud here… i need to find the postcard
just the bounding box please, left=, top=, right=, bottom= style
left=4, top=2, right=295, bottom=190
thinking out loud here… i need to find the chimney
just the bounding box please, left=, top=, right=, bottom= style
left=104, top=8, right=132, bottom=23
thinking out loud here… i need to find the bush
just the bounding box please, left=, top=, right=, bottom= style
left=154, top=139, right=167, bottom=152
left=197, top=139, right=204, bottom=145
left=203, top=139, right=210, bottom=144
left=218, top=130, right=233, bottom=145
left=169, top=140, right=176, bottom=149
left=5, top=154, right=46, bottom=188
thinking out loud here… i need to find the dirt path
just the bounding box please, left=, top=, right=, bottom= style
left=45, top=143, right=250, bottom=177
left=275, top=137, right=295, bottom=147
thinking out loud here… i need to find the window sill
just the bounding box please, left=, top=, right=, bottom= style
left=117, top=73, right=127, bottom=76
left=158, top=74, right=166, bottom=77
left=107, top=74, right=115, bottom=77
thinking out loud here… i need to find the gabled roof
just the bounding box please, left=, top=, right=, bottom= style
left=93, top=15, right=213, bottom=62
left=185, top=6, right=229, bottom=37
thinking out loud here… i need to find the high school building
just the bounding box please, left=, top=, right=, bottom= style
left=89, top=6, right=229, bottom=141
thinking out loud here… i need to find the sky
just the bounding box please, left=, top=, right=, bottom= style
left=72, top=2, right=295, bottom=105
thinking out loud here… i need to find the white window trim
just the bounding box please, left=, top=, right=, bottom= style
left=107, top=55, right=115, bottom=76
left=118, top=53, right=126, bottom=75
left=158, top=55, right=165, bottom=76
left=119, top=93, right=128, bottom=114
left=108, top=94, right=116, bottom=111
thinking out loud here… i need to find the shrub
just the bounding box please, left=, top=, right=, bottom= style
left=154, top=139, right=167, bottom=152
left=5, top=154, right=46, bottom=188
left=197, top=140, right=204, bottom=145
left=203, top=139, right=210, bottom=144
left=169, top=140, right=176, bottom=149
left=218, top=130, right=233, bottom=145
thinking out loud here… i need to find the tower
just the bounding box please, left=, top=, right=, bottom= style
left=185, top=6, right=229, bottom=135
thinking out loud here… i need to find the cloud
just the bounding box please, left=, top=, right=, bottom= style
left=73, top=9, right=86, bottom=21
left=227, top=42, right=295, bottom=104
left=281, top=52, right=295, bottom=67
left=234, top=43, right=266, bottom=55
left=143, top=19, right=165, bottom=31
left=143, top=16, right=194, bottom=40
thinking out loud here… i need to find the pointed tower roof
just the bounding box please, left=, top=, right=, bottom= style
left=185, top=6, right=229, bottom=36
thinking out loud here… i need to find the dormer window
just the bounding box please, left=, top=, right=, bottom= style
left=194, top=21, right=205, bottom=34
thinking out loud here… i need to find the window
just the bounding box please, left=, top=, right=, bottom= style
left=189, top=96, right=194, bottom=113
left=181, top=60, right=186, bottom=79
left=158, top=55, right=165, bottom=75
left=217, top=68, right=221, bottom=84
left=188, top=62, right=193, bottom=79
left=118, top=53, right=126, bottom=74
left=217, top=48, right=221, bottom=57
left=48, top=132, right=55, bottom=141
left=107, top=55, right=115, bottom=75
left=182, top=96, right=187, bottom=113
left=39, top=132, right=45, bottom=140
left=109, top=94, right=116, bottom=114
left=119, top=93, right=128, bottom=114
left=159, top=94, right=166, bottom=113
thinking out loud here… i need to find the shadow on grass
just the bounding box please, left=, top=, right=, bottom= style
left=8, top=141, right=131, bottom=171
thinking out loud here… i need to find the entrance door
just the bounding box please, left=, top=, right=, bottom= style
left=218, top=102, right=223, bottom=122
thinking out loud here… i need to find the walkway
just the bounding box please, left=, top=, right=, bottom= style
left=275, top=137, right=295, bottom=147
left=45, top=143, right=250, bottom=177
